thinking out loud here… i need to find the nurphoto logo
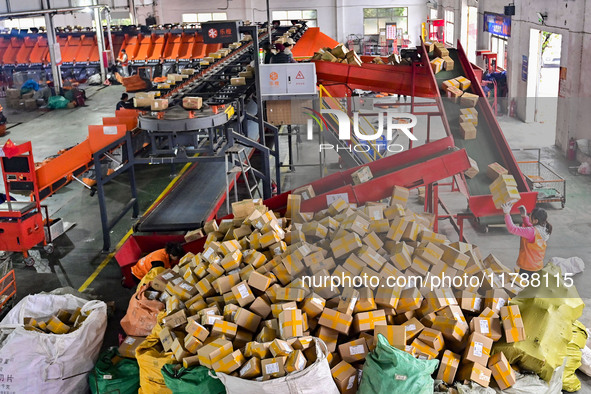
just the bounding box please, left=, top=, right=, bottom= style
left=305, top=108, right=418, bottom=153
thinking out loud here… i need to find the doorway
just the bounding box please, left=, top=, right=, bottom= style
left=526, top=29, right=562, bottom=138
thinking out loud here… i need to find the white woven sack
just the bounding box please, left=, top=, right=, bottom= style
left=0, top=293, right=107, bottom=393
left=215, top=338, right=340, bottom=394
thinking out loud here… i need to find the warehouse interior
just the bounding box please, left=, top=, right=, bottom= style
left=0, top=0, right=591, bottom=392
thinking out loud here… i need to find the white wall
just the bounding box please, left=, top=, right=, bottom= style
left=475, top=0, right=591, bottom=150
left=156, top=0, right=426, bottom=45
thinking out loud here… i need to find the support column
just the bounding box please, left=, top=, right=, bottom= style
left=128, top=0, right=137, bottom=25
left=44, top=12, right=62, bottom=92
left=93, top=5, right=106, bottom=82
left=105, top=8, right=115, bottom=65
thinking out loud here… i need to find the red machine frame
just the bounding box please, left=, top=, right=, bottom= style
left=0, top=142, right=49, bottom=263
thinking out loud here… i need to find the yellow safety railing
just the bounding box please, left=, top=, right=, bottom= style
left=318, top=84, right=386, bottom=163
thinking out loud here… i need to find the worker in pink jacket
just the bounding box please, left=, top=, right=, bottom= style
left=502, top=202, right=552, bottom=278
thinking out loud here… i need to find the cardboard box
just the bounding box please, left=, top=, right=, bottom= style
left=331, top=361, right=358, bottom=394
left=458, top=291, right=483, bottom=314
left=318, top=308, right=353, bottom=335
left=182, top=96, right=203, bottom=110
left=232, top=200, right=256, bottom=218
left=162, top=309, right=187, bottom=329
left=470, top=317, right=502, bottom=342
left=239, top=357, right=262, bottom=378
left=442, top=56, right=454, bottom=71
left=187, top=319, right=210, bottom=342
left=411, top=338, right=438, bottom=360
left=437, top=350, right=460, bottom=384
left=211, top=319, right=238, bottom=339
left=197, top=338, right=233, bottom=368
left=460, top=93, right=478, bottom=108
left=278, top=309, right=304, bottom=339
left=430, top=57, right=445, bottom=74
left=212, top=349, right=246, bottom=373
left=465, top=157, right=480, bottom=179
left=152, top=269, right=181, bottom=292
left=391, top=186, right=410, bottom=207
left=351, top=166, right=373, bottom=185
left=424, top=41, right=435, bottom=52
left=456, top=76, right=472, bottom=90
left=434, top=45, right=449, bottom=58
left=118, top=336, right=145, bottom=358
left=432, top=316, right=468, bottom=343
left=500, top=305, right=526, bottom=343
left=248, top=271, right=272, bottom=292
left=463, top=332, right=493, bottom=365
left=346, top=50, right=363, bottom=67
left=488, top=351, right=516, bottom=389
left=338, top=338, right=368, bottom=363
left=390, top=242, right=413, bottom=271
left=6, top=88, right=20, bottom=99
left=317, top=326, right=339, bottom=353
left=331, top=43, right=349, bottom=59
left=418, top=328, right=444, bottom=352
left=261, top=357, right=286, bottom=378
left=231, top=281, right=256, bottom=307
left=285, top=349, right=307, bottom=373
left=269, top=338, right=293, bottom=357
left=151, top=99, right=169, bottom=111
left=446, top=87, right=464, bottom=101
left=459, top=121, right=477, bottom=140
left=402, top=317, right=424, bottom=341
left=489, top=174, right=521, bottom=209
left=487, top=162, right=508, bottom=180
left=458, top=362, right=492, bottom=388
left=397, top=287, right=423, bottom=313
left=460, top=113, right=478, bottom=126
left=442, top=78, right=460, bottom=92
left=292, top=184, right=316, bottom=200
left=231, top=77, right=246, bottom=86
left=353, top=310, right=387, bottom=332
left=374, top=325, right=406, bottom=350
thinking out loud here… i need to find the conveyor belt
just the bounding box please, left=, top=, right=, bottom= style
left=434, top=48, right=506, bottom=196
left=135, top=161, right=228, bottom=232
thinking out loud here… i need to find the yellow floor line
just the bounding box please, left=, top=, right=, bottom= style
left=77, top=161, right=195, bottom=292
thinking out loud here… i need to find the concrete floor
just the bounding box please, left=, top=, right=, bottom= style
left=1, top=88, right=591, bottom=390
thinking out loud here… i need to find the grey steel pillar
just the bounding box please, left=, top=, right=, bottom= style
left=44, top=12, right=62, bottom=92
left=93, top=4, right=106, bottom=81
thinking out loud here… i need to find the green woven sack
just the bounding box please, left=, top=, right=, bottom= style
left=89, top=347, right=140, bottom=394
left=162, top=364, right=226, bottom=394
left=358, top=334, right=439, bottom=394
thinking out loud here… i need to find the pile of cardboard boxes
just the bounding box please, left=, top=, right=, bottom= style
left=23, top=307, right=87, bottom=334
left=310, top=43, right=419, bottom=68
left=121, top=180, right=528, bottom=392
left=4, top=88, right=38, bottom=111
left=426, top=41, right=454, bottom=73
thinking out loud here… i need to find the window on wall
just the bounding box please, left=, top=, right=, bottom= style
left=445, top=10, right=454, bottom=45
left=182, top=12, right=227, bottom=23
left=491, top=34, right=508, bottom=70
left=271, top=10, right=317, bottom=27
left=363, top=7, right=408, bottom=36
left=429, top=8, right=438, bottom=20
left=2, top=17, right=46, bottom=31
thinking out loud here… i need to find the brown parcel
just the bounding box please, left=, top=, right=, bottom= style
left=182, top=96, right=203, bottom=110
left=487, top=162, right=509, bottom=180
left=118, top=336, right=145, bottom=358
left=459, top=121, right=477, bottom=140
left=331, top=360, right=358, bottom=394
left=465, top=157, right=480, bottom=179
